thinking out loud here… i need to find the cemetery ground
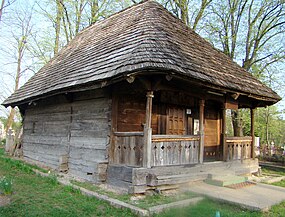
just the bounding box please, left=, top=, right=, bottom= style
left=0, top=146, right=284, bottom=217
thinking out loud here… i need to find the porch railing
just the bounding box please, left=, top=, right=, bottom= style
left=225, top=136, right=252, bottom=161
left=113, top=132, right=144, bottom=166
left=151, top=135, right=200, bottom=166
left=112, top=132, right=200, bottom=167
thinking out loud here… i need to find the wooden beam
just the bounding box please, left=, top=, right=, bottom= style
left=143, top=91, right=154, bottom=168
left=251, top=108, right=256, bottom=159
left=222, top=107, right=227, bottom=161
left=199, top=99, right=205, bottom=164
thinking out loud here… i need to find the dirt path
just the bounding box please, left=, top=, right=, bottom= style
left=0, top=195, right=11, bottom=207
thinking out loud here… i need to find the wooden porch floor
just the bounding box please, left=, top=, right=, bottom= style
left=107, top=159, right=259, bottom=194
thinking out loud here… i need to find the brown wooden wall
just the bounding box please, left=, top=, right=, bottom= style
left=115, top=90, right=201, bottom=136
left=22, top=89, right=111, bottom=182
left=116, top=94, right=158, bottom=134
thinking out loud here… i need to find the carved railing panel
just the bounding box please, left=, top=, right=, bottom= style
left=113, top=132, right=144, bottom=166
left=226, top=136, right=252, bottom=161
left=151, top=135, right=200, bottom=166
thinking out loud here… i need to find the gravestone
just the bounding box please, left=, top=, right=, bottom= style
left=5, top=128, right=14, bottom=153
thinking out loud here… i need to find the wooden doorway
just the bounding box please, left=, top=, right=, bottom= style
left=204, top=105, right=221, bottom=161
left=166, top=106, right=186, bottom=135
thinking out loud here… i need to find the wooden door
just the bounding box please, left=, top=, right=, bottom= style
left=166, top=106, right=186, bottom=135
left=204, top=106, right=221, bottom=161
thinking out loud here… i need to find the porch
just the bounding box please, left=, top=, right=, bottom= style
left=107, top=158, right=259, bottom=194
left=107, top=79, right=258, bottom=193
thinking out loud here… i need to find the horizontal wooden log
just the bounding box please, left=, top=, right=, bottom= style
left=226, top=136, right=252, bottom=143
left=23, top=144, right=68, bottom=155
left=23, top=135, right=68, bottom=145
left=69, top=147, right=106, bottom=161
left=226, top=139, right=252, bottom=143
left=113, top=132, right=144, bottom=137
left=23, top=151, right=60, bottom=168
left=69, top=137, right=107, bottom=149
left=152, top=137, right=200, bottom=142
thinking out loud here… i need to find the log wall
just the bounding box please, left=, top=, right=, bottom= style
left=23, top=96, right=70, bottom=169
left=22, top=89, right=111, bottom=182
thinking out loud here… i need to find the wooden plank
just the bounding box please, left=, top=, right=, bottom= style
left=152, top=137, right=200, bottom=142
left=199, top=99, right=205, bottom=164
left=114, top=132, right=144, bottom=137
left=251, top=108, right=255, bottom=159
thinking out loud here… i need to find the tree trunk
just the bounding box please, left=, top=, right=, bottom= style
left=75, top=0, right=84, bottom=34
left=193, top=0, right=212, bottom=31
left=5, top=41, right=22, bottom=133
left=0, top=0, right=5, bottom=23
left=231, top=110, right=243, bottom=136
left=54, top=0, right=63, bottom=55
left=265, top=106, right=270, bottom=146
left=90, top=0, right=98, bottom=24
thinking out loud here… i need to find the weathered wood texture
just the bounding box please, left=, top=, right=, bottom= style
left=151, top=135, right=199, bottom=166
left=116, top=93, right=158, bottom=134
left=68, top=95, right=111, bottom=182
left=112, top=133, right=200, bottom=167
left=112, top=132, right=144, bottom=166
left=107, top=159, right=259, bottom=193
left=22, top=90, right=111, bottom=182
left=225, top=137, right=252, bottom=161
left=23, top=95, right=70, bottom=169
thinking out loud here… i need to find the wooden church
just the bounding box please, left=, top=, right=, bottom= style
left=3, top=0, right=281, bottom=193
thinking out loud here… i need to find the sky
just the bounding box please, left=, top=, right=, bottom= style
left=0, top=0, right=284, bottom=119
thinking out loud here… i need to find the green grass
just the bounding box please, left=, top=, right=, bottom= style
left=261, top=166, right=285, bottom=188
left=72, top=180, right=198, bottom=209
left=261, top=166, right=285, bottom=176
left=156, top=198, right=262, bottom=217
left=0, top=148, right=135, bottom=217
left=0, top=146, right=284, bottom=217
left=272, top=180, right=285, bottom=188
left=157, top=197, right=285, bottom=217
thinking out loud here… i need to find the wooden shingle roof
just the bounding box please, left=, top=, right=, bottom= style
left=3, top=0, right=281, bottom=107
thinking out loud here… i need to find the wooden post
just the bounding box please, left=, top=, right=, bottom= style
left=199, top=99, right=205, bottom=164
left=143, top=91, right=154, bottom=168
left=251, top=108, right=256, bottom=159
left=222, top=107, right=227, bottom=161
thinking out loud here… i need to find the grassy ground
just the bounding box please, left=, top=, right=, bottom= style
left=159, top=200, right=285, bottom=217
left=72, top=180, right=198, bottom=209
left=0, top=148, right=284, bottom=217
left=261, top=166, right=285, bottom=188
left=0, top=148, right=135, bottom=217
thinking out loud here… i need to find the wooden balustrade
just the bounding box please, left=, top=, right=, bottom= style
left=113, top=132, right=144, bottom=166
left=151, top=135, right=200, bottom=166
left=225, top=136, right=252, bottom=161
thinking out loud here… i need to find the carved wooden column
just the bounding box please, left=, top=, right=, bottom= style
left=222, top=107, right=227, bottom=161
left=251, top=108, right=256, bottom=159
left=199, top=99, right=205, bottom=164
left=143, top=91, right=154, bottom=168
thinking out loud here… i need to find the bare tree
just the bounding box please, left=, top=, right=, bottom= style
left=54, top=0, right=63, bottom=55
left=206, top=0, right=285, bottom=136
left=0, top=0, right=16, bottom=25
left=165, top=0, right=213, bottom=30
left=5, top=7, right=33, bottom=132
left=0, top=0, right=5, bottom=23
